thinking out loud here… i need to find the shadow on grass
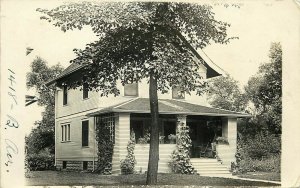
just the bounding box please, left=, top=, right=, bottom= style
left=26, top=171, right=280, bottom=186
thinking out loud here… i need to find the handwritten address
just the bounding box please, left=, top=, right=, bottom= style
left=4, top=68, right=19, bottom=172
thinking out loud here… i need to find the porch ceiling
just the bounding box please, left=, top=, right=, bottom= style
left=86, top=98, right=251, bottom=118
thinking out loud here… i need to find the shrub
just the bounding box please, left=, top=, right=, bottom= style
left=137, top=132, right=150, bottom=144
left=169, top=122, right=197, bottom=174
left=233, top=132, right=281, bottom=174
left=120, top=131, right=136, bottom=175
left=238, top=154, right=280, bottom=173
left=242, top=133, right=281, bottom=160
left=26, top=148, right=54, bottom=171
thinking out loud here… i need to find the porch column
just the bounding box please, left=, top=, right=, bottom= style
left=220, top=117, right=237, bottom=167
left=112, top=113, right=130, bottom=174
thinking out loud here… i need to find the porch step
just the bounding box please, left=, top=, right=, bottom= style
left=190, top=158, right=232, bottom=176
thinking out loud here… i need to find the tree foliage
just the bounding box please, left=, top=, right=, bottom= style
left=26, top=57, right=64, bottom=170
left=37, top=2, right=233, bottom=184
left=207, top=74, right=248, bottom=112
left=37, top=2, right=234, bottom=95
left=27, top=57, right=64, bottom=106
left=245, top=42, right=282, bottom=134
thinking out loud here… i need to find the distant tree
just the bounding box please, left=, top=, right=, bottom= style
left=26, top=57, right=64, bottom=166
left=207, top=74, right=248, bottom=112
left=38, top=2, right=235, bottom=183
left=245, top=42, right=282, bottom=134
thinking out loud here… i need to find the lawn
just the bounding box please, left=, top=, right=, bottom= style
left=238, top=172, right=281, bottom=182
left=26, top=171, right=280, bottom=186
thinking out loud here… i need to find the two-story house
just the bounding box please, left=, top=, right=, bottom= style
left=46, top=43, right=250, bottom=176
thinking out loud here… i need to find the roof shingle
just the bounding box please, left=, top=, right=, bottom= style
left=87, top=98, right=251, bottom=117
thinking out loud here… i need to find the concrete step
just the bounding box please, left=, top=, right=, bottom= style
left=190, top=159, right=219, bottom=163
left=191, top=158, right=231, bottom=176
left=193, top=166, right=228, bottom=170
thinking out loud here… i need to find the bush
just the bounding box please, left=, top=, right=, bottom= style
left=241, top=133, right=281, bottom=160
left=238, top=155, right=280, bottom=173
left=233, top=132, right=281, bottom=173
left=26, top=148, right=54, bottom=171
left=169, top=122, right=197, bottom=174
left=120, top=131, right=136, bottom=175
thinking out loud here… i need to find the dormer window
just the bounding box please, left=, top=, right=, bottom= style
left=63, top=85, right=68, bottom=105
left=83, top=83, right=89, bottom=99
left=124, top=83, right=138, bottom=96
left=172, top=86, right=185, bottom=99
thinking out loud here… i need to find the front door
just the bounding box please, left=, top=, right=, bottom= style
left=188, top=121, right=216, bottom=158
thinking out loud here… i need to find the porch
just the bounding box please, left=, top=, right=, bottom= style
left=87, top=98, right=250, bottom=174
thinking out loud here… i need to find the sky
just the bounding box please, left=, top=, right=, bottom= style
left=1, top=1, right=300, bottom=187
left=1, top=0, right=297, bottom=133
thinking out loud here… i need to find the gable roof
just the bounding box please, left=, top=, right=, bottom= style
left=46, top=62, right=84, bottom=86
left=46, top=33, right=225, bottom=86
left=87, top=98, right=251, bottom=117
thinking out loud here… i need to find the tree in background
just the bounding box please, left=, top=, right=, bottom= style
left=245, top=42, right=282, bottom=135
left=38, top=2, right=235, bottom=184
left=207, top=74, right=248, bottom=112
left=26, top=57, right=64, bottom=170
left=207, top=43, right=282, bottom=174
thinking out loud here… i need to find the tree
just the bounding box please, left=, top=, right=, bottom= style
left=245, top=42, right=282, bottom=134
left=26, top=57, right=64, bottom=169
left=207, top=74, right=248, bottom=112
left=37, top=2, right=233, bottom=184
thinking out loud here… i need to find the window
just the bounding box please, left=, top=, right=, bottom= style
left=63, top=85, right=68, bottom=105
left=131, top=120, right=144, bottom=143
left=162, top=121, right=177, bottom=144
left=83, top=82, right=89, bottom=99
left=172, top=86, right=185, bottom=99
left=61, top=124, right=70, bottom=141
left=63, top=161, right=67, bottom=169
left=83, top=161, right=88, bottom=170
left=82, top=120, right=89, bottom=147
left=124, top=83, right=138, bottom=96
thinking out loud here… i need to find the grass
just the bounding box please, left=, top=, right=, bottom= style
left=238, top=172, right=281, bottom=182
left=26, top=171, right=280, bottom=186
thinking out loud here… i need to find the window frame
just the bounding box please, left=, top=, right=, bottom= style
left=172, top=86, right=185, bottom=99
left=63, top=85, right=68, bottom=105
left=83, top=82, right=89, bottom=99
left=62, top=161, right=67, bottom=169
left=82, top=120, right=89, bottom=147
left=83, top=161, right=88, bottom=170
left=61, top=124, right=71, bottom=142
left=124, top=82, right=139, bottom=97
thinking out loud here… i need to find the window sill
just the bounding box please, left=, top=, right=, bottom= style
left=82, top=146, right=89, bottom=148
left=61, top=141, right=71, bottom=143
left=63, top=104, right=68, bottom=107
left=83, top=97, right=89, bottom=100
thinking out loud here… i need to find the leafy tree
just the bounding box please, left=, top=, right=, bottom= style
left=37, top=2, right=234, bottom=184
left=207, top=74, right=248, bottom=112
left=245, top=42, right=282, bottom=134
left=26, top=57, right=64, bottom=169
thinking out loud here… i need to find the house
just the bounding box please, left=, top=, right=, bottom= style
left=46, top=44, right=250, bottom=176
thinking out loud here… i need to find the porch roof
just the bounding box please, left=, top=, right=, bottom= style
left=86, top=98, right=251, bottom=117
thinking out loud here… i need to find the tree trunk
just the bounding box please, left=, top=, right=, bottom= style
left=146, top=72, right=159, bottom=185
